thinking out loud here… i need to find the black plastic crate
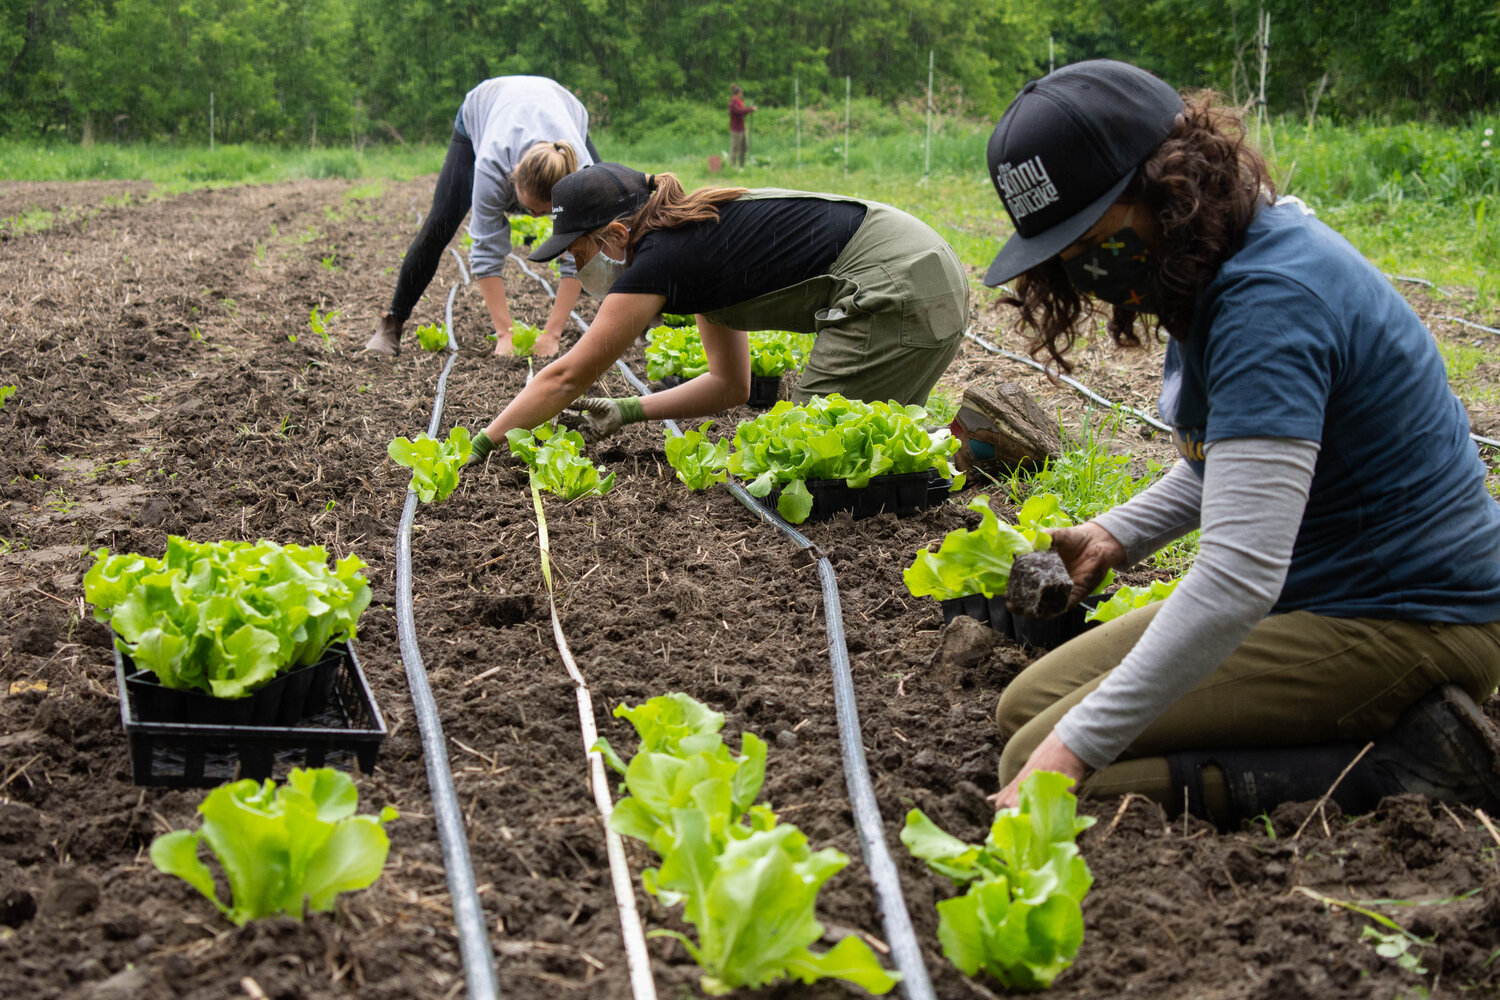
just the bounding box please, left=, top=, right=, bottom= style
left=800, top=469, right=949, bottom=522
left=114, top=642, right=387, bottom=788
left=940, top=593, right=1011, bottom=633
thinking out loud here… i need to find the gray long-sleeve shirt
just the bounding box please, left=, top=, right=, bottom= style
left=1052, top=437, right=1320, bottom=770
left=459, top=76, right=593, bottom=281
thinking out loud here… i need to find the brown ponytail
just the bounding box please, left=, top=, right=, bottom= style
left=620, top=173, right=747, bottom=260
left=514, top=140, right=580, bottom=202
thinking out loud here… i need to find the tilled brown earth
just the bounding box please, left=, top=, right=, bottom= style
left=1, top=176, right=1499, bottom=1000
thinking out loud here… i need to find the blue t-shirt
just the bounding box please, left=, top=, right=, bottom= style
left=1158, top=198, right=1500, bottom=623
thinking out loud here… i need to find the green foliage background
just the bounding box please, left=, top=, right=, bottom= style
left=2, top=0, right=1496, bottom=145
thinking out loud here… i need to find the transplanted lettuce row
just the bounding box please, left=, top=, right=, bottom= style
left=84, top=536, right=372, bottom=699
left=1084, top=576, right=1180, bottom=623
left=150, top=767, right=398, bottom=927
left=902, top=771, right=1096, bottom=990
left=596, top=693, right=900, bottom=997
left=505, top=423, right=615, bottom=499
left=645, top=325, right=816, bottom=381
left=663, top=421, right=730, bottom=490
left=387, top=426, right=472, bottom=502
left=415, top=322, right=449, bottom=352
left=728, top=393, right=964, bottom=524
left=510, top=320, right=543, bottom=356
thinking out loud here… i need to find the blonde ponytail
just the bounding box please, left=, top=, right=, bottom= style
left=514, top=140, right=580, bottom=202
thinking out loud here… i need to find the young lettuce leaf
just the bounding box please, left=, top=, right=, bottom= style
left=645, top=324, right=710, bottom=380
left=84, top=537, right=372, bottom=697
left=747, top=330, right=816, bottom=377
left=510, top=321, right=543, bottom=356
left=659, top=312, right=696, bottom=328
left=415, top=322, right=448, bottom=352
left=1085, top=577, right=1180, bottom=623
left=903, top=495, right=1038, bottom=601
left=388, top=426, right=472, bottom=502
left=902, top=771, right=1095, bottom=990
left=504, top=423, right=615, bottom=500
left=664, top=422, right=730, bottom=490
left=150, top=767, right=397, bottom=926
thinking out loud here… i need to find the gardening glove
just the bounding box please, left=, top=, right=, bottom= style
left=559, top=397, right=646, bottom=444
left=464, top=428, right=497, bottom=468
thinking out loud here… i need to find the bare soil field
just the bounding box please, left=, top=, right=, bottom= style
left=2, top=176, right=1498, bottom=999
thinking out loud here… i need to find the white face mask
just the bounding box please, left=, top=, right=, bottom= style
left=577, top=238, right=628, bottom=297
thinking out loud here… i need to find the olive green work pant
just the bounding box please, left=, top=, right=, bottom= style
left=996, top=603, right=1500, bottom=815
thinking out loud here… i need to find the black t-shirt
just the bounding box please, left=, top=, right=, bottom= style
left=607, top=197, right=868, bottom=314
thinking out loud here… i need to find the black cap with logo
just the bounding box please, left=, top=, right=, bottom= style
left=529, top=162, right=654, bottom=262
left=984, top=60, right=1184, bottom=288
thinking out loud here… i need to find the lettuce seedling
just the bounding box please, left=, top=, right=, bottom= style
left=150, top=767, right=397, bottom=926
left=1085, top=577, right=1180, bottom=624
left=903, top=495, right=1038, bottom=601
left=511, top=321, right=543, bottom=356
left=660, top=312, right=696, bottom=328
left=509, top=214, right=553, bottom=247
left=747, top=331, right=815, bottom=377
left=308, top=307, right=339, bottom=349
left=902, top=771, right=1095, bottom=990
left=85, top=537, right=371, bottom=697
left=664, top=422, right=730, bottom=490
left=504, top=423, right=614, bottom=499
left=598, top=694, right=898, bottom=996
left=0, top=385, right=14, bottom=408
left=415, top=322, right=448, bottom=352
left=728, top=394, right=965, bottom=524
left=388, top=426, right=472, bottom=502
left=645, top=325, right=710, bottom=380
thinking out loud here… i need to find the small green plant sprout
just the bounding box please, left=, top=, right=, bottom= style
left=150, top=767, right=397, bottom=927
left=388, top=427, right=472, bottom=502
left=320, top=251, right=338, bottom=271
left=903, top=495, right=1038, bottom=601
left=665, top=422, right=730, bottom=490
left=510, top=321, right=543, bottom=356
left=645, top=325, right=710, bottom=380
left=1362, top=926, right=1428, bottom=974
left=508, top=214, right=552, bottom=247
left=324, top=499, right=336, bottom=512
left=415, top=322, right=448, bottom=352
left=307, top=307, right=340, bottom=348
left=747, top=331, right=815, bottom=377
left=189, top=326, right=204, bottom=341
left=505, top=423, right=615, bottom=500
left=922, top=386, right=961, bottom=427
left=1085, top=577, right=1181, bottom=624
left=902, top=770, right=1095, bottom=989
left=0, top=385, right=15, bottom=408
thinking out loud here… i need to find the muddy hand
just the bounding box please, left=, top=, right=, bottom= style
left=1046, top=523, right=1127, bottom=606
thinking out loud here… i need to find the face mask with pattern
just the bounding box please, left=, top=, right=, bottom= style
left=1062, top=210, right=1162, bottom=313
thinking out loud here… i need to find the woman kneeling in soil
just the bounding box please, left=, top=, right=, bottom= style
left=984, top=60, right=1500, bottom=827
left=463, top=162, right=969, bottom=459
left=365, top=75, right=601, bottom=358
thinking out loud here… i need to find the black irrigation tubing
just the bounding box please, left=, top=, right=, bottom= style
left=501, top=255, right=938, bottom=999
left=393, top=259, right=500, bottom=1000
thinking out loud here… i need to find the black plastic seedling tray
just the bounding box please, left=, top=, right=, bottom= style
left=939, top=592, right=1107, bottom=650
left=746, top=375, right=781, bottom=409
left=940, top=593, right=1012, bottom=633
left=114, top=641, right=387, bottom=787
left=790, top=469, right=950, bottom=522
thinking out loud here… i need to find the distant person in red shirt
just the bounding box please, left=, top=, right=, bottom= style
left=729, top=85, right=756, bottom=167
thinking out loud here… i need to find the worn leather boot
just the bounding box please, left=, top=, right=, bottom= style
left=1166, top=685, right=1500, bottom=830
left=948, top=384, right=1059, bottom=476
left=364, top=312, right=402, bottom=356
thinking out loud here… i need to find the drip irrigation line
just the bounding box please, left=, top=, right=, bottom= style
left=509, top=258, right=937, bottom=1000
left=1441, top=315, right=1500, bottom=336
left=449, top=247, right=471, bottom=287
left=527, top=482, right=659, bottom=1000
left=393, top=268, right=500, bottom=1000
left=964, top=330, right=1172, bottom=433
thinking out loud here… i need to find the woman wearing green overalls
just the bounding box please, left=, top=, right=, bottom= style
left=465, top=162, right=969, bottom=461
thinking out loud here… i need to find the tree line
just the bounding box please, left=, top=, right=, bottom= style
left=2, top=0, right=1495, bottom=145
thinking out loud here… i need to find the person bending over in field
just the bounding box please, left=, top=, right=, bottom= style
left=365, top=75, right=600, bottom=359
left=980, top=59, right=1500, bottom=827
left=463, top=161, right=969, bottom=463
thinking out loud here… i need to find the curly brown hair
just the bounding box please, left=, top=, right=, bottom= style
left=1004, top=92, right=1273, bottom=373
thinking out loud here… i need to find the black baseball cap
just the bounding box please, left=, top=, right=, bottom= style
left=984, top=60, right=1184, bottom=287
left=529, top=162, right=653, bottom=262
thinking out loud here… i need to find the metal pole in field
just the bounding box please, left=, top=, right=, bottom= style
left=844, top=75, right=851, bottom=173
left=1256, top=5, right=1269, bottom=145
left=209, top=92, right=214, bottom=152
left=795, top=73, right=801, bottom=170
left=1049, top=35, right=1055, bottom=74
left=924, top=49, right=934, bottom=178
